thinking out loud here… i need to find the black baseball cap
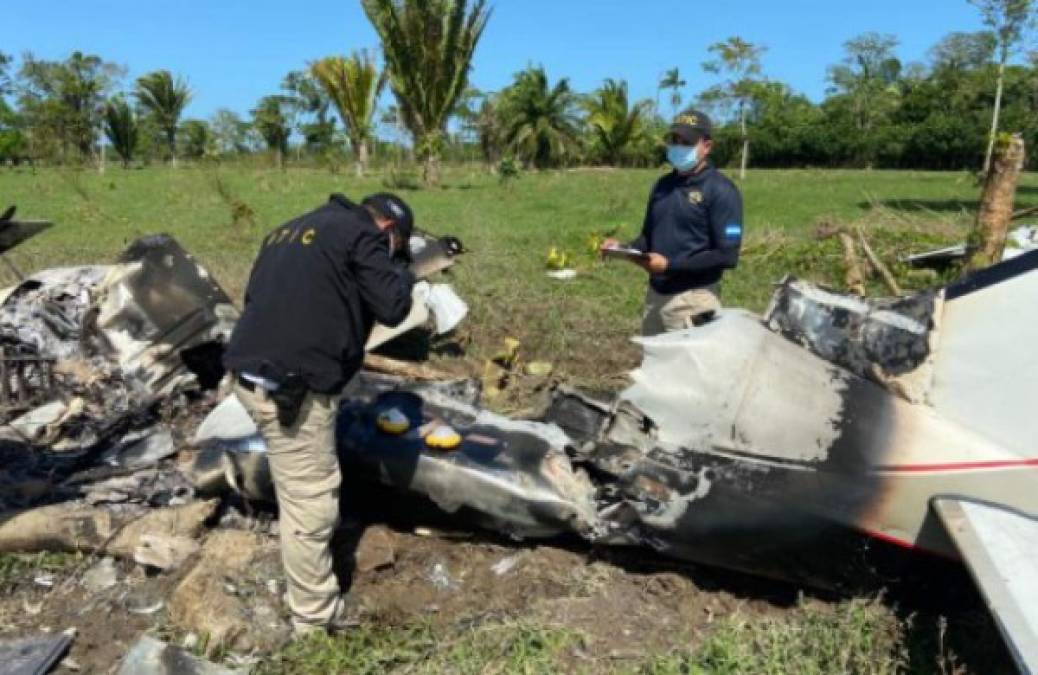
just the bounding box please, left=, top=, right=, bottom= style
left=668, top=109, right=712, bottom=144
left=362, top=192, right=415, bottom=244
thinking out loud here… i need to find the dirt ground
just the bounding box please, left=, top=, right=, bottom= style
left=0, top=524, right=788, bottom=673
left=0, top=507, right=1015, bottom=674
left=342, top=529, right=776, bottom=656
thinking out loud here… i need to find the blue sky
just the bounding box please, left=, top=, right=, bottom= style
left=7, top=0, right=995, bottom=122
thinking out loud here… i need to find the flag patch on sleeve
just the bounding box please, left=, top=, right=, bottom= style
left=725, top=224, right=743, bottom=241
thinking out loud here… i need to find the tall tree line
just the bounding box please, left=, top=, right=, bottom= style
left=0, top=0, right=1034, bottom=175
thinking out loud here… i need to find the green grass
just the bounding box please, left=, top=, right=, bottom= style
left=0, top=551, right=77, bottom=593
left=258, top=619, right=579, bottom=675
left=259, top=597, right=909, bottom=674
left=639, top=598, right=904, bottom=675
left=1, top=164, right=1029, bottom=389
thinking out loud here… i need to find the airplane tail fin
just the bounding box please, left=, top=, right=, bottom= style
left=928, top=250, right=1038, bottom=455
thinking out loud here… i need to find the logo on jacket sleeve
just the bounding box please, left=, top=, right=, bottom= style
left=724, top=224, right=743, bottom=242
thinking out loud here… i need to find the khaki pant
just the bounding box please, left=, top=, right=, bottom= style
left=233, top=382, right=343, bottom=631
left=641, top=284, right=721, bottom=337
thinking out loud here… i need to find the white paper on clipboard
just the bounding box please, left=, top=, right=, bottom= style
left=602, top=246, right=650, bottom=262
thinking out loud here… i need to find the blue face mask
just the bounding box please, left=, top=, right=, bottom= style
left=667, top=144, right=699, bottom=172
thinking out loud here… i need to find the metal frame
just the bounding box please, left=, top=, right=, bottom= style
left=0, top=346, right=56, bottom=419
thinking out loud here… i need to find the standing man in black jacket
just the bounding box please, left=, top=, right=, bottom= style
left=223, top=192, right=415, bottom=636
left=603, top=110, right=743, bottom=335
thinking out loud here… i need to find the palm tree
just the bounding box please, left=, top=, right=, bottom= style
left=475, top=94, right=504, bottom=167
left=361, top=0, right=491, bottom=185
left=659, top=68, right=686, bottom=118
left=103, top=97, right=138, bottom=168
left=311, top=51, right=386, bottom=176
left=584, top=79, right=653, bottom=166
left=251, top=95, right=295, bottom=169
left=135, top=70, right=191, bottom=167
left=497, top=66, right=581, bottom=169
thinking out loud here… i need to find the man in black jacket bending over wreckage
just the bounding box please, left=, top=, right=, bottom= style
left=223, top=192, right=415, bottom=636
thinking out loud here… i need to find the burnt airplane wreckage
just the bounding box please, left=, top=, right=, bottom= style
left=0, top=220, right=468, bottom=509
left=3, top=211, right=1037, bottom=671
left=196, top=253, right=1038, bottom=575
left=194, top=249, right=1038, bottom=672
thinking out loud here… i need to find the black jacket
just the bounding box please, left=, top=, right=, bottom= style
left=630, top=164, right=743, bottom=294
left=224, top=194, right=414, bottom=393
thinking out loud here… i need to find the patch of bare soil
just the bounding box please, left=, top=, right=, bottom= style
left=0, top=555, right=186, bottom=673
left=337, top=524, right=800, bottom=661
left=0, top=517, right=792, bottom=673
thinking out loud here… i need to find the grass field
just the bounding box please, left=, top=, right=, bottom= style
left=1, top=164, right=1026, bottom=672
left=261, top=597, right=906, bottom=674
left=3, top=164, right=1032, bottom=391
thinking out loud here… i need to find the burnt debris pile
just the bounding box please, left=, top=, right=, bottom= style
left=0, top=227, right=476, bottom=666
left=0, top=235, right=236, bottom=513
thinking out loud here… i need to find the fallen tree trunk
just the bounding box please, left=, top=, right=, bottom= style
left=967, top=133, right=1026, bottom=272
left=364, top=354, right=454, bottom=381
left=0, top=500, right=217, bottom=557
left=857, top=229, right=902, bottom=296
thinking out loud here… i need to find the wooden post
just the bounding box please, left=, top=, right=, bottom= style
left=838, top=232, right=866, bottom=297
left=967, top=133, right=1026, bottom=272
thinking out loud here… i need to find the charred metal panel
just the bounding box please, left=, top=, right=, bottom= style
left=0, top=206, right=52, bottom=283
left=0, top=266, right=110, bottom=358
left=336, top=391, right=600, bottom=539
left=0, top=630, right=73, bottom=675
left=541, top=385, right=613, bottom=450
left=95, top=235, right=238, bottom=394
left=589, top=442, right=865, bottom=588
left=192, top=374, right=600, bottom=540
left=0, top=219, right=51, bottom=255
left=763, top=277, right=939, bottom=397
left=114, top=236, right=235, bottom=334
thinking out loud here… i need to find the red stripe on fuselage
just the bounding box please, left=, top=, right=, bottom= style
left=871, top=458, right=1038, bottom=473
left=861, top=528, right=918, bottom=550
left=859, top=528, right=957, bottom=560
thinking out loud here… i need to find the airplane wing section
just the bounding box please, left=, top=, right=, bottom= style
left=933, top=497, right=1038, bottom=674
